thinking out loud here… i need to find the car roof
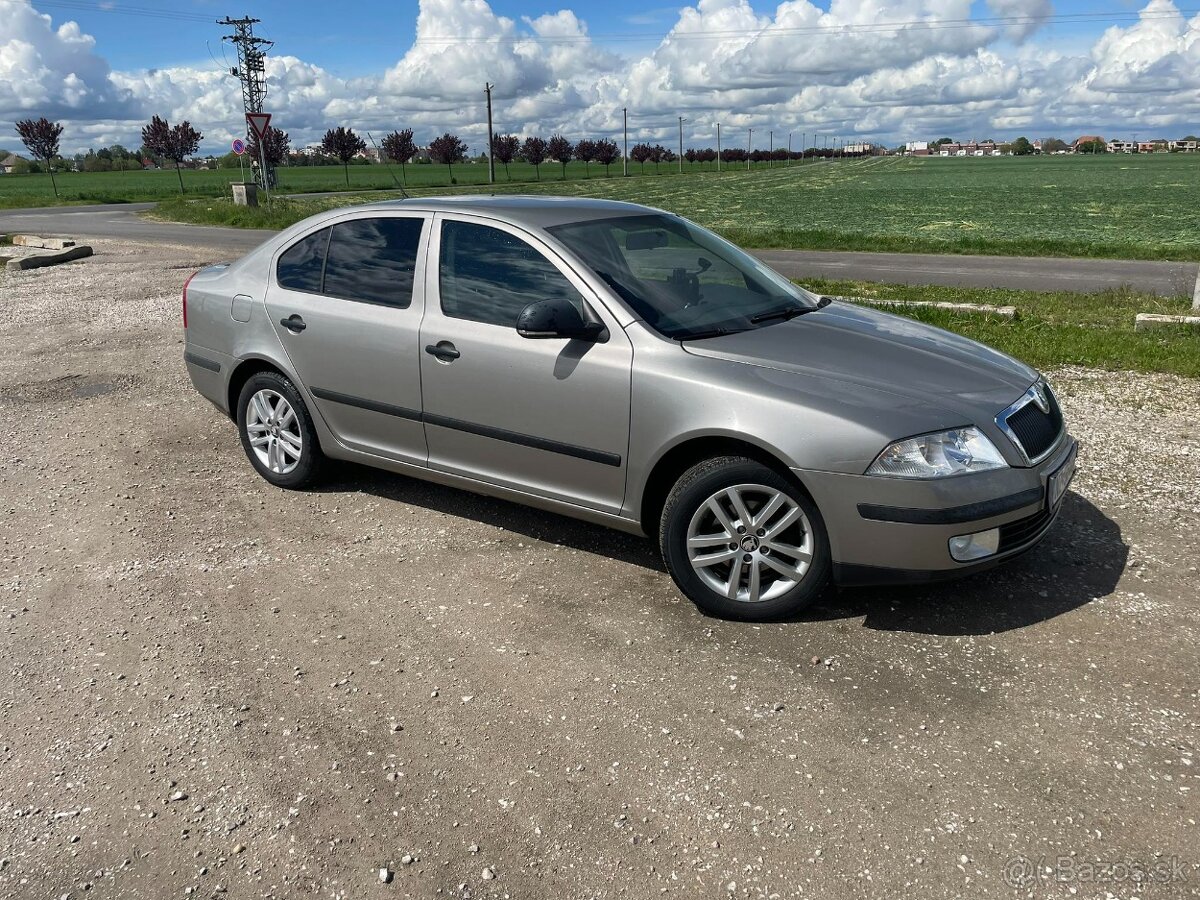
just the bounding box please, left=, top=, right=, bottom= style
left=346, top=195, right=660, bottom=229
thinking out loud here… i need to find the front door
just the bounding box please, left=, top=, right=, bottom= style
left=418, top=214, right=632, bottom=514
left=265, top=213, right=429, bottom=466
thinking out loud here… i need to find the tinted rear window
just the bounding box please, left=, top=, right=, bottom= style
left=323, top=218, right=425, bottom=308
left=276, top=227, right=329, bottom=293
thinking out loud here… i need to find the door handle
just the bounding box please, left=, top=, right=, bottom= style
left=424, top=341, right=460, bottom=362
left=281, top=314, right=306, bottom=333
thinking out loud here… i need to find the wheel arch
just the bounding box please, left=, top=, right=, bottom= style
left=225, top=355, right=295, bottom=421
left=637, top=433, right=817, bottom=540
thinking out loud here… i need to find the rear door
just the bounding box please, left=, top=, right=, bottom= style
left=417, top=214, right=632, bottom=514
left=265, top=213, right=430, bottom=465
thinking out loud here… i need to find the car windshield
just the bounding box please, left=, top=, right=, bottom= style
left=547, top=213, right=820, bottom=340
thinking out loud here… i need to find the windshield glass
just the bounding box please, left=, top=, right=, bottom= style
left=548, top=213, right=818, bottom=340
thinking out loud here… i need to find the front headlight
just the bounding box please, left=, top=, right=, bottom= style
left=866, top=427, right=1007, bottom=479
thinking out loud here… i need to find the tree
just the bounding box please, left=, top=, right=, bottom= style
left=428, top=132, right=467, bottom=181
left=141, top=115, right=202, bottom=193
left=594, top=138, right=619, bottom=176
left=547, top=134, right=573, bottom=179
left=321, top=126, right=367, bottom=186
left=1010, top=136, right=1034, bottom=156
left=521, top=136, right=547, bottom=180
left=491, top=134, right=519, bottom=180
left=1041, top=137, right=1069, bottom=154
left=381, top=128, right=417, bottom=183
left=574, top=139, right=597, bottom=178
left=648, top=144, right=666, bottom=173
left=630, top=142, right=653, bottom=172
left=248, top=126, right=291, bottom=169
left=15, top=117, right=64, bottom=197
left=932, top=137, right=954, bottom=147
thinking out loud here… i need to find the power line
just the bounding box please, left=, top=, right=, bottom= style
left=0, top=0, right=215, bottom=23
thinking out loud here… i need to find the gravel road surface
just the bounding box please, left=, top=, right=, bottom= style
left=1, top=242, right=1197, bottom=899
left=3, top=202, right=1196, bottom=295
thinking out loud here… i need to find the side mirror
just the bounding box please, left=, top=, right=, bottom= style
left=516, top=298, right=606, bottom=341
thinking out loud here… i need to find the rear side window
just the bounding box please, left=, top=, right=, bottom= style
left=324, top=217, right=425, bottom=308
left=276, top=227, right=329, bottom=293
left=439, top=220, right=583, bottom=327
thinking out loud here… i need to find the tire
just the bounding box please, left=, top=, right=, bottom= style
left=236, top=371, right=324, bottom=489
left=660, top=456, right=831, bottom=620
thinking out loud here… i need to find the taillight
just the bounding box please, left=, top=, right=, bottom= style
left=183, top=271, right=196, bottom=329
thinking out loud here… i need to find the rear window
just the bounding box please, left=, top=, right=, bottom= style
left=276, top=227, right=329, bottom=293
left=323, top=218, right=424, bottom=308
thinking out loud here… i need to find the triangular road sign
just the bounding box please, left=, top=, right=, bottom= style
left=246, top=112, right=272, bottom=140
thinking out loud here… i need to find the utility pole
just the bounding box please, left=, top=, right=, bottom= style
left=769, top=130, right=773, bottom=168
left=747, top=128, right=752, bottom=171
left=678, top=116, right=685, bottom=174
left=802, top=131, right=806, bottom=163
left=220, top=16, right=273, bottom=191
left=787, top=132, right=791, bottom=166
left=622, top=107, right=628, bottom=177
left=716, top=122, right=721, bottom=172
left=484, top=83, right=495, bottom=185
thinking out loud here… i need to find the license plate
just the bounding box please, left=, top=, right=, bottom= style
left=1047, top=443, right=1077, bottom=511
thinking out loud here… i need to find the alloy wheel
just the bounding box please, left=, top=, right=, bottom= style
left=244, top=388, right=303, bottom=475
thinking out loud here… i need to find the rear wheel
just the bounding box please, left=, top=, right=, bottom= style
left=236, top=371, right=324, bottom=489
left=660, top=457, right=831, bottom=620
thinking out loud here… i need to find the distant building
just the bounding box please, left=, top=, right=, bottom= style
left=1072, top=135, right=1106, bottom=152
left=904, top=140, right=930, bottom=156
left=934, top=141, right=1002, bottom=157
left=1170, top=139, right=1198, bottom=152
left=0, top=154, right=29, bottom=174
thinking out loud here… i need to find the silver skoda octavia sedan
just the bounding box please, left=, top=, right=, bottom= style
left=183, top=196, right=1077, bottom=619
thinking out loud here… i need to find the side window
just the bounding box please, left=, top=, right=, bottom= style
left=276, top=227, right=329, bottom=292
left=439, top=220, right=584, bottom=327
left=323, top=217, right=424, bottom=308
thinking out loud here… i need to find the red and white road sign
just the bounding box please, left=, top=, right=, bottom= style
left=246, top=113, right=272, bottom=140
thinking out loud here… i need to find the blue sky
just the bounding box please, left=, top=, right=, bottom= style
left=3, top=0, right=1199, bottom=154
left=55, top=0, right=1159, bottom=74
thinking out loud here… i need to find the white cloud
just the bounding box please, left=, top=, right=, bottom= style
left=4, top=0, right=1200, bottom=156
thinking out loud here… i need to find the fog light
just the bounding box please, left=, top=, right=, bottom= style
left=948, top=527, right=1000, bottom=562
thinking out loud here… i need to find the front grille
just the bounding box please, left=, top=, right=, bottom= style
left=1003, top=385, right=1064, bottom=460
left=998, top=506, right=1054, bottom=553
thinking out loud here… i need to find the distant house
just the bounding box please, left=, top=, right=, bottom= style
left=1, top=154, right=29, bottom=174
left=1170, top=139, right=1198, bottom=152
left=1108, top=139, right=1136, bottom=153
left=905, top=141, right=930, bottom=156
left=934, top=141, right=1001, bottom=157
left=1073, top=135, right=1106, bottom=152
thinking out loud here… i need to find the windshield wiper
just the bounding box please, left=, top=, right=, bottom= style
left=749, top=296, right=832, bottom=324
left=678, top=326, right=744, bottom=341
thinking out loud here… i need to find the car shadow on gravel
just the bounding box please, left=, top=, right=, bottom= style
left=315, top=468, right=1124, bottom=634
left=809, top=492, right=1127, bottom=635
left=316, top=462, right=667, bottom=573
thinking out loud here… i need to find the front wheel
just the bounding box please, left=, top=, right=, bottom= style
left=660, top=457, right=831, bottom=620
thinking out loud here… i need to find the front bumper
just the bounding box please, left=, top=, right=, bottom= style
left=797, top=434, right=1077, bottom=586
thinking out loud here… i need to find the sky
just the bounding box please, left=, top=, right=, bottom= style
left=1, top=0, right=1198, bottom=156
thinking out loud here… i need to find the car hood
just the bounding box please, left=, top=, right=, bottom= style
left=681, top=302, right=1036, bottom=415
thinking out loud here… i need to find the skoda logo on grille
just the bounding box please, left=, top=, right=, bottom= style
left=1031, top=382, right=1050, bottom=414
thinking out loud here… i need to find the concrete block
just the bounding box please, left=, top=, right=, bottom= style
left=6, top=245, right=93, bottom=271
left=12, top=235, right=76, bottom=250
left=1134, top=312, right=1200, bottom=331
left=1192, top=267, right=1199, bottom=311
left=231, top=182, right=259, bottom=207
left=836, top=295, right=1017, bottom=319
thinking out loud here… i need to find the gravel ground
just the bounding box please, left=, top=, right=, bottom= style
left=1, top=241, right=1197, bottom=900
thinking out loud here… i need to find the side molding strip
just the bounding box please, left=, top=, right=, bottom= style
left=311, top=387, right=622, bottom=467
left=184, top=351, right=221, bottom=373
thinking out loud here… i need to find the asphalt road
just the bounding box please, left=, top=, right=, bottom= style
left=3, top=201, right=1198, bottom=295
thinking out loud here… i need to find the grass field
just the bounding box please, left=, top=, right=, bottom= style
left=0, top=159, right=637, bottom=208
left=137, top=153, right=1200, bottom=260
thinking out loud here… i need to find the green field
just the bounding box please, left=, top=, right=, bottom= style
left=6, top=152, right=1200, bottom=260
left=0, top=159, right=639, bottom=208
left=144, top=153, right=1200, bottom=261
